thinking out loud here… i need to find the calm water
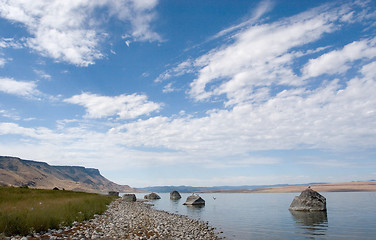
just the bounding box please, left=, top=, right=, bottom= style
left=128, top=192, right=376, bottom=240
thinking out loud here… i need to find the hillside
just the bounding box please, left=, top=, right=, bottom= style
left=0, top=156, right=134, bottom=193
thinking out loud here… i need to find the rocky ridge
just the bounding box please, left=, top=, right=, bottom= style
left=0, top=156, right=134, bottom=193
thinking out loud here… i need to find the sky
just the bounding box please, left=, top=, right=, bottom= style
left=0, top=0, right=376, bottom=188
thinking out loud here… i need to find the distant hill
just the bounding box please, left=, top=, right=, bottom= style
left=140, top=181, right=376, bottom=193
left=204, top=181, right=376, bottom=193
left=139, top=183, right=327, bottom=193
left=0, top=156, right=134, bottom=193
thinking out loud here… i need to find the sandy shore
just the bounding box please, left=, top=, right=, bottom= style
left=6, top=199, right=221, bottom=240
left=199, top=181, right=376, bottom=193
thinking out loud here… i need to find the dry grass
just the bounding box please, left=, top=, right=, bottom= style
left=0, top=186, right=117, bottom=236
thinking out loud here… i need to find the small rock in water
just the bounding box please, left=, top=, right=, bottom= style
left=183, top=194, right=205, bottom=206
left=144, top=192, right=161, bottom=200
left=170, top=190, right=182, bottom=200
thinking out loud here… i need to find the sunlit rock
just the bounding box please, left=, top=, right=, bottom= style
left=144, top=192, right=161, bottom=200
left=170, top=190, right=182, bottom=200
left=289, top=187, right=326, bottom=211
left=183, top=194, right=205, bottom=205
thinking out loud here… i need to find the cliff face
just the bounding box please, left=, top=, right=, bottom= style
left=0, top=156, right=134, bottom=193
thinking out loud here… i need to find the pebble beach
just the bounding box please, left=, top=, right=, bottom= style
left=6, top=198, right=222, bottom=240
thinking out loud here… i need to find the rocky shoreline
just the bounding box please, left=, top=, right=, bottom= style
left=5, top=199, right=222, bottom=240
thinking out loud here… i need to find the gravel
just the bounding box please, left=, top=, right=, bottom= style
left=6, top=198, right=222, bottom=240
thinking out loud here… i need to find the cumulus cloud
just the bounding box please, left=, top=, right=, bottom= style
left=0, top=77, right=40, bottom=98
left=1, top=72, right=375, bottom=184
left=0, top=0, right=160, bottom=66
left=302, top=38, right=376, bottom=78
left=361, top=61, right=376, bottom=78
left=64, top=92, right=161, bottom=119
left=110, top=73, right=376, bottom=154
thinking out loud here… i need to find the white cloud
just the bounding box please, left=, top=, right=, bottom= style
left=110, top=74, right=376, bottom=154
left=0, top=122, right=36, bottom=137
left=64, top=92, right=161, bottom=119
left=33, top=69, right=51, bottom=79
left=203, top=157, right=281, bottom=169
left=162, top=82, right=176, bottom=93
left=0, top=38, right=24, bottom=49
left=0, top=0, right=160, bottom=66
left=361, top=61, right=376, bottom=78
left=0, top=69, right=375, bottom=185
left=0, top=77, right=40, bottom=98
left=154, top=59, right=194, bottom=83
left=0, top=109, right=20, bottom=121
left=0, top=58, right=5, bottom=67
left=212, top=0, right=274, bottom=40
left=302, top=38, right=376, bottom=78
left=187, top=3, right=345, bottom=105
left=0, top=38, right=23, bottom=67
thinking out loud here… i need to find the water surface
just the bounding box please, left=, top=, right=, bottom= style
left=129, top=192, right=376, bottom=239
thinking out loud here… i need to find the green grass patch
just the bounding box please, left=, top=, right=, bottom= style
left=0, top=186, right=118, bottom=236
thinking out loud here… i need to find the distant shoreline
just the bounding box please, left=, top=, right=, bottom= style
left=196, top=181, right=376, bottom=193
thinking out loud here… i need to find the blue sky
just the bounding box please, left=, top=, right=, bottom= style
left=0, top=0, right=376, bottom=188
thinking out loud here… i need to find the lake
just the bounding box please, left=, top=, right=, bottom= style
left=128, top=192, right=376, bottom=239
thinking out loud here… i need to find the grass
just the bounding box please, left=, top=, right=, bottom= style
left=0, top=186, right=118, bottom=236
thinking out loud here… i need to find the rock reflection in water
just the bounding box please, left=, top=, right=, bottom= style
left=185, top=204, right=205, bottom=219
left=290, top=210, right=328, bottom=236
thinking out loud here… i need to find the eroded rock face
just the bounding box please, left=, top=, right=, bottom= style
left=170, top=190, right=182, bottom=200
left=289, top=188, right=326, bottom=211
left=144, top=192, right=161, bottom=200
left=123, top=194, right=136, bottom=202
left=183, top=194, right=205, bottom=205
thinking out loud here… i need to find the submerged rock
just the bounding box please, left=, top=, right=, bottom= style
left=183, top=194, right=205, bottom=205
left=289, top=187, right=326, bottom=211
left=122, top=193, right=136, bottom=202
left=144, top=192, right=161, bottom=200
left=170, top=190, right=182, bottom=200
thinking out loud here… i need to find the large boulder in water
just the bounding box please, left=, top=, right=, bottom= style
left=123, top=194, right=136, bottom=202
left=170, top=190, right=182, bottom=200
left=183, top=194, right=205, bottom=205
left=144, top=192, right=161, bottom=200
left=289, top=187, right=326, bottom=211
